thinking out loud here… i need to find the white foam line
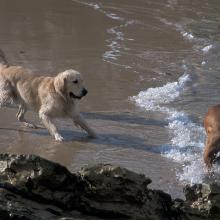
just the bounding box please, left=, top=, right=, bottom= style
left=103, top=51, right=120, bottom=60
left=71, top=0, right=100, bottom=9
left=71, top=0, right=144, bottom=75
left=181, top=31, right=194, bottom=40
left=157, top=16, right=216, bottom=183
left=161, top=18, right=195, bottom=41
left=107, top=27, right=125, bottom=41
left=86, top=2, right=100, bottom=10
left=131, top=74, right=190, bottom=111
left=105, top=13, right=124, bottom=21
left=72, top=0, right=135, bottom=68
left=102, top=58, right=132, bottom=69
left=71, top=0, right=123, bottom=20
left=202, top=44, right=213, bottom=53
left=160, top=17, right=215, bottom=58
left=103, top=20, right=137, bottom=64
left=131, top=73, right=207, bottom=183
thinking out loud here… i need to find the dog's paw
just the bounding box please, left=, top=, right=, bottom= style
left=88, top=132, right=97, bottom=139
left=54, top=133, right=64, bottom=142
left=24, top=122, right=38, bottom=129
left=73, top=121, right=80, bottom=128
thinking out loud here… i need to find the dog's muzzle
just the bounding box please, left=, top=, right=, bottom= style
left=69, top=88, right=88, bottom=99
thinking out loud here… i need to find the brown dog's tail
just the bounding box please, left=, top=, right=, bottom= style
left=0, top=49, right=9, bottom=69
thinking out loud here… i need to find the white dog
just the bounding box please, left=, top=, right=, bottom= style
left=0, top=50, right=96, bottom=141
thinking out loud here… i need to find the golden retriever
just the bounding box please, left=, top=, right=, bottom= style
left=0, top=50, right=96, bottom=141
left=204, top=104, right=220, bottom=170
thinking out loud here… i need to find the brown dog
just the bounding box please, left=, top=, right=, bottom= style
left=204, top=104, right=220, bottom=170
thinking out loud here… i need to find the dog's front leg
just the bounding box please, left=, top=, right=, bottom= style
left=72, top=114, right=96, bottom=138
left=39, top=112, right=64, bottom=141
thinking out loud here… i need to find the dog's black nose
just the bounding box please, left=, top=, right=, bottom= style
left=82, top=88, right=88, bottom=96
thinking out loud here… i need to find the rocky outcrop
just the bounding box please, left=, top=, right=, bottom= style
left=0, top=154, right=80, bottom=209
left=179, top=183, right=220, bottom=220
left=0, top=153, right=220, bottom=220
left=79, top=164, right=173, bottom=219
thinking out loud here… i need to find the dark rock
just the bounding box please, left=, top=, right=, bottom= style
left=0, top=187, right=63, bottom=220
left=182, top=183, right=220, bottom=219
left=79, top=164, right=150, bottom=218
left=0, top=154, right=80, bottom=209
left=78, top=164, right=173, bottom=220
left=1, top=153, right=220, bottom=220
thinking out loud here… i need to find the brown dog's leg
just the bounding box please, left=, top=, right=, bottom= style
left=16, top=104, right=37, bottom=128
left=204, top=105, right=220, bottom=171
left=204, top=135, right=220, bottom=171
left=204, top=146, right=215, bottom=171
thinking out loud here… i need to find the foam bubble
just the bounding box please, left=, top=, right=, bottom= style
left=103, top=51, right=120, bottom=60
left=202, top=45, right=213, bottom=53
left=160, top=18, right=173, bottom=26
left=181, top=31, right=194, bottom=40
left=87, top=3, right=100, bottom=10
left=72, top=0, right=124, bottom=21
left=107, top=27, right=125, bottom=41
left=106, top=13, right=124, bottom=21
left=160, top=18, right=195, bottom=42
left=72, top=0, right=101, bottom=10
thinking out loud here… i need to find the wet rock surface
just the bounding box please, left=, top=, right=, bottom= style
left=180, top=183, right=220, bottom=219
left=78, top=164, right=173, bottom=219
left=0, top=154, right=220, bottom=220
left=0, top=154, right=80, bottom=209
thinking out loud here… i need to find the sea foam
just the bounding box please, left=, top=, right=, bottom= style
left=131, top=73, right=206, bottom=184
left=131, top=74, right=190, bottom=112
left=202, top=44, right=213, bottom=53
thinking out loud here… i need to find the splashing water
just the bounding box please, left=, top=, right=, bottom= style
left=131, top=73, right=190, bottom=112
left=131, top=73, right=206, bottom=184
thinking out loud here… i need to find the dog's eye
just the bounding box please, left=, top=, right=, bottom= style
left=73, top=80, right=78, bottom=84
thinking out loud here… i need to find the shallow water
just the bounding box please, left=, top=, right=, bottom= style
left=0, top=0, right=220, bottom=199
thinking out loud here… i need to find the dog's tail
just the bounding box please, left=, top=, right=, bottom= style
left=0, top=49, right=13, bottom=107
left=0, top=49, right=9, bottom=70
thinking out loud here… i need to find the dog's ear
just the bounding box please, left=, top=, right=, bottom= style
left=54, top=74, right=67, bottom=102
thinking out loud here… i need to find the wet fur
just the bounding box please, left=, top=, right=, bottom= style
left=204, top=104, right=220, bottom=170
left=0, top=50, right=96, bottom=141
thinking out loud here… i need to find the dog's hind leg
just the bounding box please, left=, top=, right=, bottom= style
left=0, top=78, right=14, bottom=107
left=16, top=104, right=37, bottom=128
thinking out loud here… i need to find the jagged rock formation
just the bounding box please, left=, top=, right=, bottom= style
left=78, top=164, right=173, bottom=220
left=0, top=153, right=219, bottom=220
